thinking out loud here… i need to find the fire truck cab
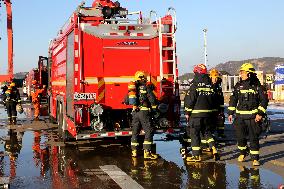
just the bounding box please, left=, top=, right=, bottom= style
left=48, top=0, right=180, bottom=141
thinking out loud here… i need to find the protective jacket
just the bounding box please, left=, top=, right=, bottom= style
left=228, top=79, right=268, bottom=119
left=127, top=81, right=157, bottom=110
left=31, top=88, right=45, bottom=103
left=184, top=74, right=216, bottom=118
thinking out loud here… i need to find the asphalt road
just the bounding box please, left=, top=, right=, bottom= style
left=0, top=103, right=283, bottom=189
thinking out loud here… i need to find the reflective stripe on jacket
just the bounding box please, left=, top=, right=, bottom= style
left=184, top=74, right=216, bottom=118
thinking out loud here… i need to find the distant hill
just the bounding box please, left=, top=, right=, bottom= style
left=215, top=57, right=284, bottom=75
left=178, top=57, right=284, bottom=81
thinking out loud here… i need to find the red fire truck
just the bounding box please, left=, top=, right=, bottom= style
left=48, top=0, right=180, bottom=141
left=24, top=56, right=48, bottom=100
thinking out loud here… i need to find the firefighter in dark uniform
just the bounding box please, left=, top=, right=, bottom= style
left=184, top=64, right=220, bottom=162
left=3, top=82, right=21, bottom=124
left=228, top=63, right=268, bottom=166
left=130, top=71, right=159, bottom=160
left=209, top=68, right=225, bottom=138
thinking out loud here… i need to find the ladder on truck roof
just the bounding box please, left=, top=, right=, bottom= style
left=158, top=7, right=177, bottom=96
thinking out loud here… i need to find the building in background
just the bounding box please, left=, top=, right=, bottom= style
left=274, top=65, right=284, bottom=101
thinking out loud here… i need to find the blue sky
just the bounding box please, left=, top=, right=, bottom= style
left=0, top=0, right=283, bottom=74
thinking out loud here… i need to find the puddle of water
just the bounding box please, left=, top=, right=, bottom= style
left=225, top=164, right=283, bottom=189
left=0, top=130, right=282, bottom=189
left=180, top=162, right=282, bottom=189
left=155, top=136, right=284, bottom=189
left=0, top=104, right=48, bottom=122
left=0, top=106, right=283, bottom=188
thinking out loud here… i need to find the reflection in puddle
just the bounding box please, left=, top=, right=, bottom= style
left=184, top=162, right=282, bottom=189
left=0, top=130, right=282, bottom=189
left=0, top=105, right=283, bottom=188
left=156, top=140, right=283, bottom=189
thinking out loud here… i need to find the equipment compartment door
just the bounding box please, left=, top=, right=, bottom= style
left=103, top=41, right=151, bottom=76
left=102, top=41, right=151, bottom=108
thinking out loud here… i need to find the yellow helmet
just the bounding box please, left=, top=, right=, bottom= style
left=134, top=71, right=147, bottom=81
left=240, top=63, right=255, bottom=73
left=209, top=68, right=220, bottom=78
left=10, top=82, right=16, bottom=87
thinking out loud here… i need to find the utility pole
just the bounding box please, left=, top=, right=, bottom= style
left=203, top=28, right=208, bottom=67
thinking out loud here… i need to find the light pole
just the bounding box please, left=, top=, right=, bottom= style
left=203, top=29, right=208, bottom=66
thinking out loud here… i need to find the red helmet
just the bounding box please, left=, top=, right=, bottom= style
left=193, top=64, right=207, bottom=74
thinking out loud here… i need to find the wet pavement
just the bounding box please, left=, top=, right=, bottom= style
left=0, top=103, right=283, bottom=188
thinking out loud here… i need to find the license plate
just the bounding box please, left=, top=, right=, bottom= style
left=74, top=93, right=96, bottom=100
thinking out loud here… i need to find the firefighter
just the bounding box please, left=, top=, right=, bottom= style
left=209, top=68, right=225, bottom=138
left=228, top=63, right=268, bottom=166
left=184, top=64, right=220, bottom=162
left=129, top=71, right=159, bottom=160
left=3, top=82, right=21, bottom=124
left=31, top=80, right=45, bottom=120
